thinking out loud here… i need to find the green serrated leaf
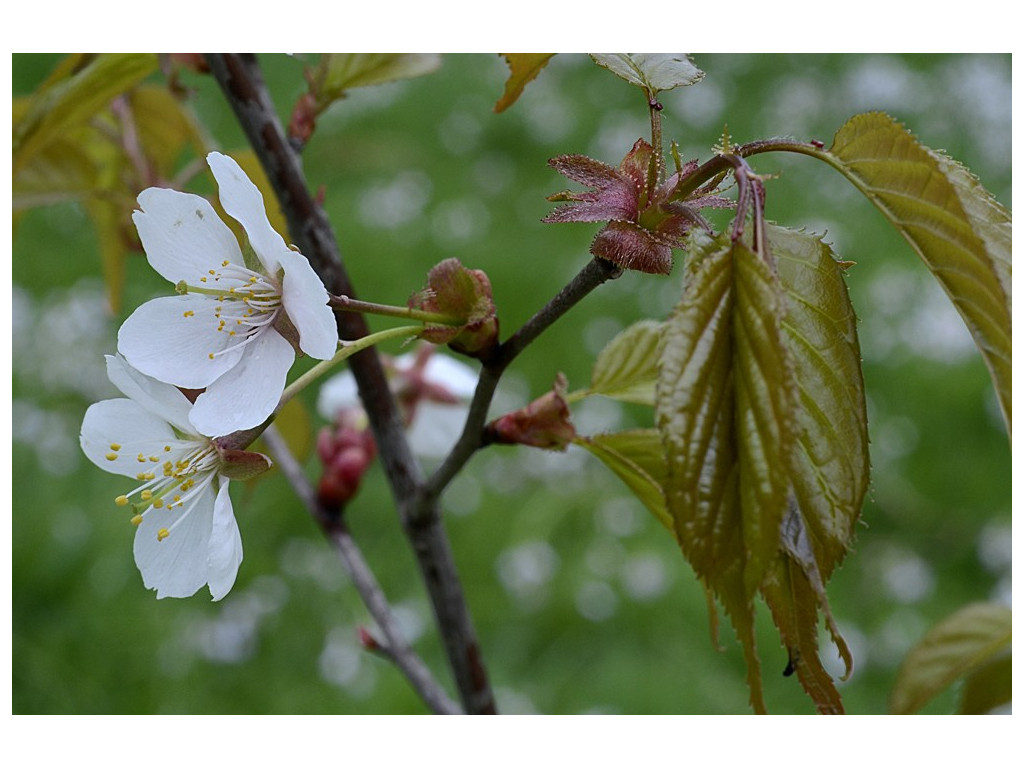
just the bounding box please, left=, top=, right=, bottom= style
left=574, top=430, right=671, bottom=531
left=311, top=53, right=441, bottom=110
left=587, top=320, right=663, bottom=405
left=827, top=112, right=1011, bottom=432
left=890, top=602, right=1012, bottom=715
left=495, top=54, right=555, bottom=113
left=590, top=53, right=704, bottom=98
left=13, top=53, right=158, bottom=176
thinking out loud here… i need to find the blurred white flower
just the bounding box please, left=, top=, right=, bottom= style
left=117, top=152, right=337, bottom=437
left=317, top=345, right=477, bottom=458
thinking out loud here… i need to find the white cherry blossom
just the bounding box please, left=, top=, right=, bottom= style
left=80, top=355, right=246, bottom=600
left=118, top=152, right=338, bottom=437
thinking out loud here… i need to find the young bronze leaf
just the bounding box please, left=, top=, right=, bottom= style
left=575, top=430, right=671, bottom=532
left=494, top=54, right=555, bottom=113
left=828, top=112, right=1011, bottom=431
left=771, top=225, right=868, bottom=574
left=587, top=320, right=663, bottom=405
left=657, top=233, right=798, bottom=713
left=890, top=602, right=1012, bottom=715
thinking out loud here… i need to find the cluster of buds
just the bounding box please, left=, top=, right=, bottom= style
left=316, top=409, right=377, bottom=509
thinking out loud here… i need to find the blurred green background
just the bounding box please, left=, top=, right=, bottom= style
left=12, top=53, right=1011, bottom=714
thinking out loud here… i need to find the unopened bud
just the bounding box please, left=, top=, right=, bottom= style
left=486, top=373, right=576, bottom=450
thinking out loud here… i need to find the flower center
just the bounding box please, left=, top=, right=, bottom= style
left=107, top=438, right=220, bottom=539
left=179, top=260, right=284, bottom=361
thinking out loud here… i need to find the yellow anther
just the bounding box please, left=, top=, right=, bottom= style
left=200, top=277, right=208, bottom=283
left=222, top=260, right=230, bottom=267
left=149, top=456, right=159, bottom=462
left=183, top=310, right=195, bottom=318
left=105, top=452, right=118, bottom=461
left=141, top=490, right=153, bottom=501
left=152, top=498, right=165, bottom=509
left=137, top=453, right=146, bottom=463
left=110, top=443, right=121, bottom=451
left=130, top=514, right=144, bottom=526
left=208, top=353, right=215, bottom=360
left=229, top=331, right=236, bottom=337
left=208, top=269, right=216, bottom=275
left=115, top=495, right=129, bottom=506
left=249, top=276, right=258, bottom=283
left=173, top=495, right=181, bottom=503
left=157, top=528, right=170, bottom=542
left=164, top=445, right=172, bottom=452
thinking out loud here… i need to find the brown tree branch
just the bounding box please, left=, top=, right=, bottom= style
left=260, top=426, right=460, bottom=715
left=203, top=53, right=495, bottom=714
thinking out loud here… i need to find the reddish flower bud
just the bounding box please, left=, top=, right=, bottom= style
left=316, top=409, right=377, bottom=508
left=288, top=92, right=318, bottom=145
left=486, top=373, right=576, bottom=451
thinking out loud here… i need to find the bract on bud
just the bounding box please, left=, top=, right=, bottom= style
left=214, top=445, right=274, bottom=482
left=410, top=258, right=499, bottom=359
left=486, top=373, right=576, bottom=451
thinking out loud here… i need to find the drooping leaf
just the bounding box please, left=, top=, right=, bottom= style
left=890, top=602, right=1012, bottom=715
left=827, top=112, right=1011, bottom=432
left=585, top=320, right=663, bottom=405
left=771, top=225, right=868, bottom=575
left=13, top=53, right=158, bottom=176
left=574, top=430, right=671, bottom=531
left=590, top=54, right=704, bottom=98
left=308, top=53, right=442, bottom=110
left=494, top=54, right=555, bottom=112
left=958, top=653, right=1012, bottom=714
left=656, top=227, right=868, bottom=713
left=657, top=232, right=791, bottom=713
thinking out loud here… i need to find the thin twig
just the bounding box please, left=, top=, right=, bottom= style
left=421, top=256, right=622, bottom=504
left=260, top=426, right=461, bottom=715
left=204, top=53, right=495, bottom=714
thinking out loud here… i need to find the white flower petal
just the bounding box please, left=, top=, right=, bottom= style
left=133, top=187, right=244, bottom=284
left=81, top=399, right=179, bottom=478
left=401, top=352, right=479, bottom=398
left=118, top=295, right=246, bottom=389
left=134, top=479, right=218, bottom=599
left=206, top=481, right=242, bottom=601
left=104, top=354, right=194, bottom=434
left=278, top=248, right=338, bottom=360
left=316, top=370, right=360, bottom=421
left=207, top=152, right=288, bottom=275
left=407, top=401, right=468, bottom=458
left=189, top=328, right=295, bottom=435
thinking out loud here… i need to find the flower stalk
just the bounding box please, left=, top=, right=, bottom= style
left=277, top=324, right=423, bottom=410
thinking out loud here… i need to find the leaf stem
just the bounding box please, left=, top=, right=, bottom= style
left=329, top=293, right=462, bottom=326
